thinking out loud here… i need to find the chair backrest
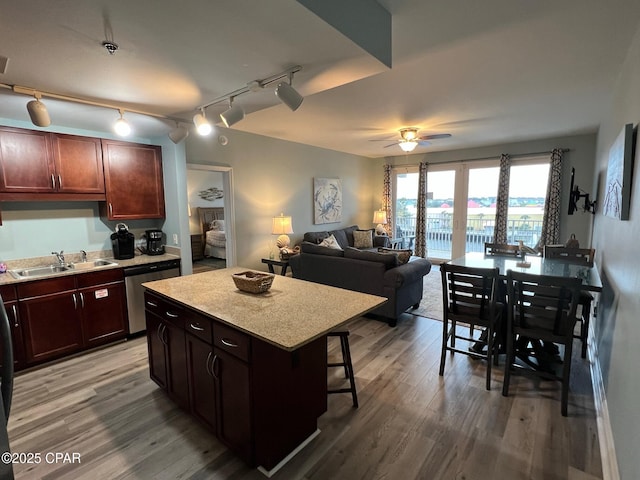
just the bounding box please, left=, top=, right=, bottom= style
left=506, top=270, right=582, bottom=339
left=543, top=245, right=595, bottom=267
left=441, top=263, right=500, bottom=323
left=484, top=242, right=520, bottom=257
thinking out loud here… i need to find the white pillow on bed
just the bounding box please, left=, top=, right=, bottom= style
left=209, top=219, right=225, bottom=231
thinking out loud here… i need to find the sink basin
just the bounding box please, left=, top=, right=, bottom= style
left=10, top=264, right=70, bottom=279
left=69, top=259, right=118, bottom=270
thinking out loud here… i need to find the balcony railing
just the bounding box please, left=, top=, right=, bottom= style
left=394, top=215, right=543, bottom=257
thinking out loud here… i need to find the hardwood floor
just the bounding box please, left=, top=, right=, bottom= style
left=7, top=313, right=602, bottom=479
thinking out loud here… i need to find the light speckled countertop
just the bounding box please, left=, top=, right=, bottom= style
left=143, top=267, right=387, bottom=351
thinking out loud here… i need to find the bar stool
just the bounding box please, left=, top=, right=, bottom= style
left=327, top=331, right=358, bottom=408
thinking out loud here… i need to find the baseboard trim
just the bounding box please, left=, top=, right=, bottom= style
left=589, top=335, right=619, bottom=480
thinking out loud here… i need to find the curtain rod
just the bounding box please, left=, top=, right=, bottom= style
left=389, top=148, right=571, bottom=168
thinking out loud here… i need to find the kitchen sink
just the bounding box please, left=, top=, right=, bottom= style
left=69, top=259, right=118, bottom=270
left=10, top=264, right=71, bottom=279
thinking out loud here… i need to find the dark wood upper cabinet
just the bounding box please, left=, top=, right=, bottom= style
left=102, top=140, right=166, bottom=220
left=0, top=127, right=105, bottom=199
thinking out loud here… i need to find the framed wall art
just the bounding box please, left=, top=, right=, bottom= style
left=313, top=177, right=342, bottom=224
left=603, top=123, right=635, bottom=220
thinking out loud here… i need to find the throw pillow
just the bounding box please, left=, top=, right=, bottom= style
left=301, top=241, right=345, bottom=257
left=319, top=234, right=343, bottom=250
left=353, top=229, right=373, bottom=249
left=378, top=247, right=413, bottom=265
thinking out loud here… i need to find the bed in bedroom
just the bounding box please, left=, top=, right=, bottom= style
left=198, top=207, right=227, bottom=259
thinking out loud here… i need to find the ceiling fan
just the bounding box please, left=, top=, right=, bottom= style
left=374, top=128, right=452, bottom=152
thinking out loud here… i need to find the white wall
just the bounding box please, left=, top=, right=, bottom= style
left=591, top=19, right=640, bottom=480
left=185, top=127, right=376, bottom=271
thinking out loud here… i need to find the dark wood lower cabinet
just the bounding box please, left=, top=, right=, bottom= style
left=80, top=281, right=127, bottom=348
left=144, top=290, right=327, bottom=471
left=0, top=285, right=25, bottom=370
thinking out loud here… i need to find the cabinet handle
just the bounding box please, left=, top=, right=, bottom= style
left=157, top=323, right=164, bottom=344
left=72, top=293, right=78, bottom=309
left=146, top=301, right=158, bottom=307
left=11, top=305, right=18, bottom=328
left=58, top=175, right=62, bottom=189
left=109, top=203, right=113, bottom=216
left=79, top=292, right=85, bottom=309
left=221, top=338, right=239, bottom=348
left=205, top=351, right=213, bottom=377
left=211, top=354, right=219, bottom=379
left=189, top=323, right=204, bottom=332
left=165, top=311, right=178, bottom=318
left=51, top=174, right=55, bottom=189
left=162, top=324, right=169, bottom=345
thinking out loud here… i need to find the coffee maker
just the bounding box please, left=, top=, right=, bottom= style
left=111, top=223, right=135, bottom=259
left=145, top=229, right=165, bottom=255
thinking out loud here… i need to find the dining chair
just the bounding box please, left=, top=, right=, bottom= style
left=484, top=242, right=520, bottom=257
left=440, top=263, right=502, bottom=390
left=502, top=270, right=582, bottom=416
left=543, top=245, right=596, bottom=358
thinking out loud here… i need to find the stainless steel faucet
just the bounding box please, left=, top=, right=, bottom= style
left=52, top=251, right=65, bottom=266
left=80, top=250, right=87, bottom=263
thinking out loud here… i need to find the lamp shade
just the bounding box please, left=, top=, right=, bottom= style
left=272, top=213, right=293, bottom=249
left=275, top=82, right=303, bottom=111
left=372, top=209, right=388, bottom=225
left=27, top=99, right=51, bottom=127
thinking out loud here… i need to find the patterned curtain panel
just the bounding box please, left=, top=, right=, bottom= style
left=414, top=162, right=428, bottom=257
left=535, top=149, right=563, bottom=250
left=382, top=164, right=393, bottom=236
left=493, top=154, right=511, bottom=243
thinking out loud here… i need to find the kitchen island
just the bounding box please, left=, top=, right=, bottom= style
left=142, top=267, right=386, bottom=475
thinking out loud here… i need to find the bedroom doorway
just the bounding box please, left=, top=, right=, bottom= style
left=186, top=164, right=236, bottom=271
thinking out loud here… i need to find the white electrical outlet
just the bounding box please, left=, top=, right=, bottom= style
left=173, top=233, right=178, bottom=245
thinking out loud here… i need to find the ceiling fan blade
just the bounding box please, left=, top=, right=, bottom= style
left=419, top=133, right=452, bottom=140
left=383, top=142, right=399, bottom=148
left=417, top=140, right=431, bottom=146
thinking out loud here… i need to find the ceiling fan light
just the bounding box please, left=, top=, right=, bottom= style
left=114, top=110, right=131, bottom=136
left=193, top=112, right=212, bottom=136
left=220, top=104, right=245, bottom=128
left=400, top=128, right=418, bottom=141
left=275, top=82, right=303, bottom=111
left=399, top=140, right=418, bottom=152
left=26, top=98, right=51, bottom=127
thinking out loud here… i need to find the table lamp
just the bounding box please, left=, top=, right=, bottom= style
left=373, top=209, right=388, bottom=235
left=272, top=213, right=294, bottom=248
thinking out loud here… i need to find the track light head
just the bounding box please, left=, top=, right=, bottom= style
left=26, top=94, right=50, bottom=127
left=114, top=109, right=131, bottom=136
left=193, top=110, right=212, bottom=136
left=168, top=123, right=189, bottom=144
left=275, top=81, right=303, bottom=111
left=220, top=99, right=245, bottom=128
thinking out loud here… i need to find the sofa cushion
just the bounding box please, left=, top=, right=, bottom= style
left=328, top=229, right=349, bottom=249
left=344, top=246, right=397, bottom=269
left=319, top=234, right=343, bottom=250
left=301, top=241, right=345, bottom=257
left=304, top=231, right=330, bottom=244
left=378, top=247, right=413, bottom=265
left=354, top=229, right=374, bottom=249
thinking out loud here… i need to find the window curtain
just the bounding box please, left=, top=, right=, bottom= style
left=414, top=162, right=428, bottom=257
left=535, top=148, right=563, bottom=250
left=493, top=154, right=511, bottom=244
left=382, top=164, right=393, bottom=236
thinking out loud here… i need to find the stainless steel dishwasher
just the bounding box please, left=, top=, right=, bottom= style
left=124, top=259, right=181, bottom=334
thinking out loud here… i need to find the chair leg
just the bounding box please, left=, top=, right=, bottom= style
left=485, top=326, right=493, bottom=391
left=502, top=332, right=514, bottom=398
left=561, top=339, right=574, bottom=417
left=580, top=298, right=592, bottom=359
left=439, top=318, right=449, bottom=376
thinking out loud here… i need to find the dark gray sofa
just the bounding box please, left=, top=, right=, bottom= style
left=289, top=225, right=431, bottom=326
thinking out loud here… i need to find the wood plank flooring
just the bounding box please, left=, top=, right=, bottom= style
left=7, top=313, right=602, bottom=479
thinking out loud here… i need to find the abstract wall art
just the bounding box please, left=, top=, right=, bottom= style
left=313, top=177, right=342, bottom=224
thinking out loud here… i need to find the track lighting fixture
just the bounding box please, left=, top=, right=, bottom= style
left=168, top=122, right=189, bottom=144
left=275, top=72, right=303, bottom=111
left=193, top=109, right=212, bottom=136
left=220, top=97, right=245, bottom=128
left=26, top=92, right=50, bottom=127
left=113, top=109, right=131, bottom=136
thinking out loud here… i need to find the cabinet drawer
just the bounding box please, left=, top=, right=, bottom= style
left=76, top=268, right=123, bottom=288
left=185, top=316, right=212, bottom=343
left=214, top=322, right=250, bottom=362
left=17, top=276, right=76, bottom=298
left=144, top=291, right=184, bottom=328
left=0, top=285, right=17, bottom=302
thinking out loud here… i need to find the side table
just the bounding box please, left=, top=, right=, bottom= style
left=261, top=258, right=290, bottom=276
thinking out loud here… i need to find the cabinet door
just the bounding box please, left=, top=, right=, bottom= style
left=19, top=291, right=83, bottom=364
left=0, top=127, right=54, bottom=193
left=186, top=334, right=216, bottom=431
left=213, top=348, right=252, bottom=462
left=80, top=281, right=127, bottom=348
left=165, top=321, right=189, bottom=410
left=51, top=133, right=105, bottom=194
left=0, top=300, right=25, bottom=372
left=102, top=140, right=165, bottom=219
left=146, top=313, right=168, bottom=390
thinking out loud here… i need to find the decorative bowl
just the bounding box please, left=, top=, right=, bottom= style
left=232, top=271, right=275, bottom=294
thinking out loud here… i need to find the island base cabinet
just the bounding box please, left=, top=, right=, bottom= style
left=146, top=313, right=168, bottom=390
left=186, top=334, right=216, bottom=432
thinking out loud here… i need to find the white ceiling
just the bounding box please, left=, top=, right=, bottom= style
left=1, top=0, right=639, bottom=158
